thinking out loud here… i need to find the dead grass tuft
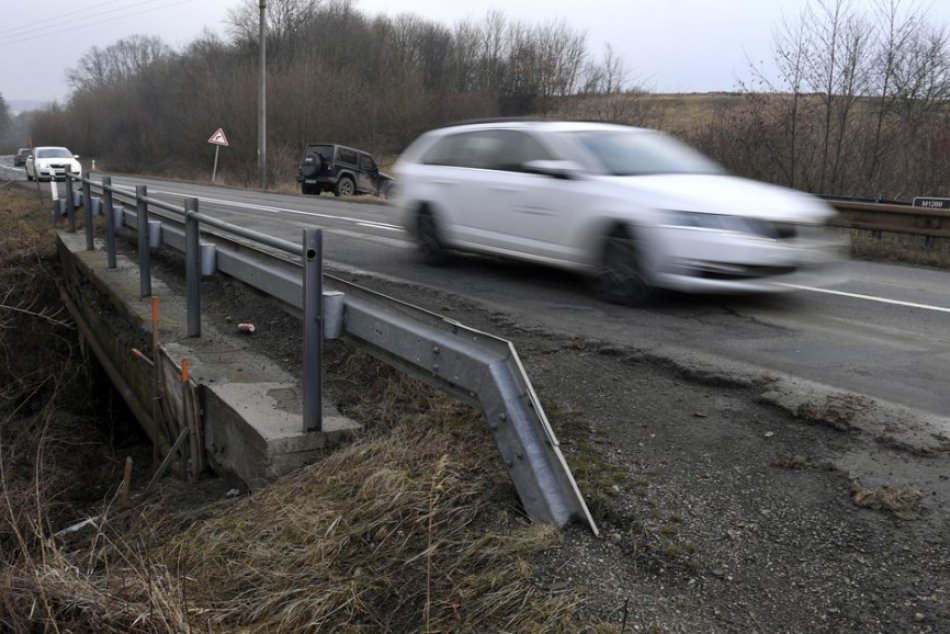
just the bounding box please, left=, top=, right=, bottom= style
left=796, top=395, right=865, bottom=431
left=849, top=479, right=922, bottom=520
left=775, top=453, right=810, bottom=469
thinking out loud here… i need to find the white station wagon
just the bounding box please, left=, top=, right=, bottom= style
left=391, top=121, right=845, bottom=305
left=25, top=146, right=82, bottom=182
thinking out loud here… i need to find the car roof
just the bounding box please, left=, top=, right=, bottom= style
left=33, top=146, right=71, bottom=151
left=428, top=120, right=649, bottom=136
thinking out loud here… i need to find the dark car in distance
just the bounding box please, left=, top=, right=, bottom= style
left=296, top=143, right=394, bottom=197
left=13, top=148, right=30, bottom=167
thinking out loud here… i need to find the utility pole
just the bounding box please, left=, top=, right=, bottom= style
left=258, top=0, right=267, bottom=189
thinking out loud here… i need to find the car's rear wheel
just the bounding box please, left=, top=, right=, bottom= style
left=416, top=209, right=450, bottom=265
left=334, top=176, right=355, bottom=197
left=593, top=226, right=652, bottom=306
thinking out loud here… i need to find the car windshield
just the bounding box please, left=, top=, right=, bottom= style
left=569, top=130, right=724, bottom=176
left=36, top=148, right=73, bottom=159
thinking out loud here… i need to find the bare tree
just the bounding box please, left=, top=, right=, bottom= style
left=69, top=35, right=172, bottom=92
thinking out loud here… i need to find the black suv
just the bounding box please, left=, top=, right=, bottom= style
left=296, top=143, right=394, bottom=197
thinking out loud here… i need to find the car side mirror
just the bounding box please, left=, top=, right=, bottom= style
left=521, top=159, right=582, bottom=180
left=74, top=155, right=80, bottom=159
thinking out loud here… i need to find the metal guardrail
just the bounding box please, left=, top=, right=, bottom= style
left=828, top=199, right=950, bottom=241
left=61, top=171, right=598, bottom=535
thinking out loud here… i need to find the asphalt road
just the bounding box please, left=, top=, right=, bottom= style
left=3, top=160, right=948, bottom=423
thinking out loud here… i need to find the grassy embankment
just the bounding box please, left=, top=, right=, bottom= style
left=0, top=185, right=621, bottom=632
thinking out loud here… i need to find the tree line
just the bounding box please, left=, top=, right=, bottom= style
left=4, top=0, right=948, bottom=200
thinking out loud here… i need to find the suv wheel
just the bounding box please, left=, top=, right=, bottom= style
left=593, top=226, right=652, bottom=306
left=335, top=175, right=355, bottom=197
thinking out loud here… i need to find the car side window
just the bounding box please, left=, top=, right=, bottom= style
left=420, top=132, right=501, bottom=169
left=359, top=154, right=376, bottom=171
left=486, top=131, right=555, bottom=172
left=337, top=148, right=358, bottom=165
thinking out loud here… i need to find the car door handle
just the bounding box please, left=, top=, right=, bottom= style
left=516, top=206, right=554, bottom=216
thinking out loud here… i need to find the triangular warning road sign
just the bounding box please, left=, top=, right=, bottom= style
left=207, top=128, right=229, bottom=147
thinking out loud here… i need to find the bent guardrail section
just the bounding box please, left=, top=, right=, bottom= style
left=332, top=279, right=596, bottom=534
left=67, top=171, right=599, bottom=535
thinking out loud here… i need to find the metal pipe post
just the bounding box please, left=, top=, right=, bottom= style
left=103, top=177, right=116, bottom=268
left=302, top=228, right=323, bottom=432
left=258, top=0, right=267, bottom=189
left=185, top=197, right=201, bottom=338
left=136, top=185, right=151, bottom=297
left=83, top=172, right=93, bottom=250
left=65, top=172, right=76, bottom=232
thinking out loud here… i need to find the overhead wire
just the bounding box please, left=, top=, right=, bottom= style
left=0, top=0, right=198, bottom=49
left=0, top=0, right=135, bottom=37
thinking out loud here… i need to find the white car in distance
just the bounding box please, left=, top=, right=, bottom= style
left=391, top=121, right=845, bottom=305
left=25, top=146, right=82, bottom=182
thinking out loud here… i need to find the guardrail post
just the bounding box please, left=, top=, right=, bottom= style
left=103, top=177, right=116, bottom=269
left=136, top=185, right=151, bottom=297
left=185, top=197, right=201, bottom=338
left=302, top=228, right=324, bottom=432
left=65, top=172, right=76, bottom=233
left=83, top=172, right=93, bottom=251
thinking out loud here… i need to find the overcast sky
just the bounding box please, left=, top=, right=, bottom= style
left=2, top=0, right=948, bottom=106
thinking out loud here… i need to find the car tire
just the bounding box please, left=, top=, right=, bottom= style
left=300, top=153, right=322, bottom=178
left=301, top=182, right=320, bottom=195
left=593, top=226, right=652, bottom=306
left=416, top=209, right=450, bottom=265
left=378, top=181, right=394, bottom=199
left=334, top=175, right=355, bottom=197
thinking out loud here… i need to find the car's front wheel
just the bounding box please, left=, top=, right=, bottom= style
left=593, top=226, right=652, bottom=306
left=416, top=208, right=450, bottom=265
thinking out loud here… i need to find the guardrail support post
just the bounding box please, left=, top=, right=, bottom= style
left=65, top=172, right=76, bottom=233
left=103, top=177, right=116, bottom=268
left=83, top=172, right=94, bottom=250
left=136, top=185, right=151, bottom=297
left=302, top=228, right=324, bottom=432
left=185, top=197, right=201, bottom=338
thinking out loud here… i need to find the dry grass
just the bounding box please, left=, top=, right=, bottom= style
left=849, top=479, right=922, bottom=520
left=795, top=395, right=866, bottom=431
left=850, top=231, right=950, bottom=270
left=3, top=368, right=603, bottom=632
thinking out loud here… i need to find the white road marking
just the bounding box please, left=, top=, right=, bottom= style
left=781, top=283, right=950, bottom=314
left=356, top=221, right=403, bottom=231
